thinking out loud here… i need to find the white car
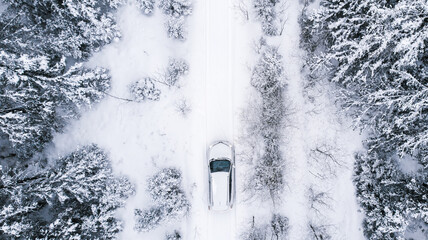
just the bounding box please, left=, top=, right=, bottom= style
left=207, top=141, right=235, bottom=211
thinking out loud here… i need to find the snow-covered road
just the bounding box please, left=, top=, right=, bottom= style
left=205, top=0, right=234, bottom=143
left=205, top=0, right=236, bottom=239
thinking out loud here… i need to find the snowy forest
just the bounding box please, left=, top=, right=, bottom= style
left=0, top=0, right=427, bottom=239
left=301, top=0, right=427, bottom=239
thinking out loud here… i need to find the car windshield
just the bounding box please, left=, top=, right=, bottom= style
left=210, top=159, right=231, bottom=173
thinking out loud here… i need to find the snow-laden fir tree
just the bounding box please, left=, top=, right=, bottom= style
left=0, top=52, right=110, bottom=159
left=166, top=16, right=186, bottom=40
left=0, top=144, right=135, bottom=239
left=164, top=58, right=189, bottom=87
left=158, top=0, right=192, bottom=17
left=130, top=77, right=161, bottom=101
left=135, top=168, right=190, bottom=232
left=137, top=0, right=156, bottom=15
left=354, top=150, right=427, bottom=239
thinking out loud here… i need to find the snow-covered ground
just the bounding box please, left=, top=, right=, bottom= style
left=278, top=1, right=365, bottom=239
left=50, top=3, right=196, bottom=238
left=279, top=1, right=311, bottom=236
left=49, top=0, right=364, bottom=239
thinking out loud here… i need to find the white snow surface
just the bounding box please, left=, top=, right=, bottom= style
left=49, top=0, right=365, bottom=239
left=277, top=2, right=365, bottom=239
left=50, top=4, right=193, bottom=238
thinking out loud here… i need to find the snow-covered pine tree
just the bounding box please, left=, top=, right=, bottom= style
left=130, top=77, right=161, bottom=101
left=107, top=0, right=126, bottom=9
left=158, top=0, right=192, bottom=17
left=354, top=150, right=427, bottom=239
left=0, top=144, right=135, bottom=239
left=137, top=0, right=156, bottom=15
left=0, top=51, right=110, bottom=158
left=135, top=168, right=190, bottom=232
left=164, top=58, right=189, bottom=87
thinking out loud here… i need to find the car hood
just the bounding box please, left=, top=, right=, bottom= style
left=211, top=172, right=229, bottom=211
left=209, top=142, right=233, bottom=160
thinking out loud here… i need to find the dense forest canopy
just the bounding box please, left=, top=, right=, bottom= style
left=301, top=0, right=427, bottom=238
left=0, top=1, right=135, bottom=238
left=0, top=145, right=134, bottom=239
left=0, top=0, right=120, bottom=159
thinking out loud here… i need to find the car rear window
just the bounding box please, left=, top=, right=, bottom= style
left=210, top=160, right=231, bottom=172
